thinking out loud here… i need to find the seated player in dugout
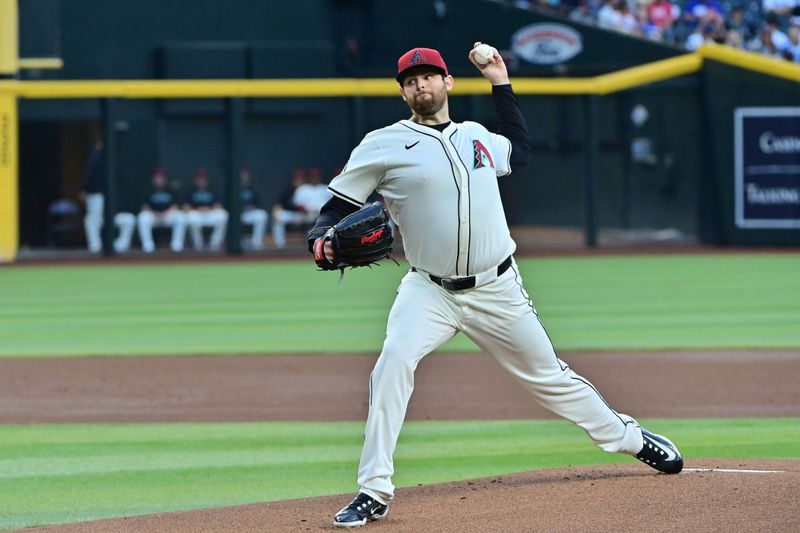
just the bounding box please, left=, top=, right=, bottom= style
left=239, top=166, right=269, bottom=250
left=137, top=167, right=187, bottom=253
left=307, top=43, right=684, bottom=528
left=294, top=167, right=332, bottom=216
left=183, top=168, right=229, bottom=251
left=271, top=168, right=308, bottom=249
left=272, top=167, right=332, bottom=248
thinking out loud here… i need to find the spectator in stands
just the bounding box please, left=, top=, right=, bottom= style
left=787, top=22, right=800, bottom=61
left=726, top=6, right=758, bottom=47
left=762, top=0, right=798, bottom=31
left=685, top=22, right=719, bottom=50
left=511, top=0, right=797, bottom=59
left=239, top=166, right=269, bottom=250
left=184, top=168, right=228, bottom=251
left=597, top=0, right=638, bottom=34
left=79, top=135, right=135, bottom=253
left=646, top=0, right=680, bottom=43
left=724, top=26, right=745, bottom=48
left=557, top=0, right=581, bottom=16
left=137, top=167, right=187, bottom=253
left=569, top=0, right=597, bottom=24
left=596, top=0, right=621, bottom=30
left=635, top=3, right=663, bottom=40
left=754, top=17, right=791, bottom=56
left=675, top=0, right=725, bottom=43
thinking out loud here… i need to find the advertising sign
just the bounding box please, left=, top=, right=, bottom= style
left=511, top=23, right=582, bottom=65
left=734, top=107, right=800, bottom=229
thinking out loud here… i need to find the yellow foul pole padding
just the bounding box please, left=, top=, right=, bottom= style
left=0, top=93, right=17, bottom=262
left=0, top=0, right=18, bottom=262
left=0, top=0, right=18, bottom=76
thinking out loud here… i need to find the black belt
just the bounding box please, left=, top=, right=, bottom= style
left=412, top=255, right=513, bottom=291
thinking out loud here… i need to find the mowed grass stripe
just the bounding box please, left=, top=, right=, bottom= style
left=0, top=418, right=798, bottom=530
left=1, top=254, right=798, bottom=357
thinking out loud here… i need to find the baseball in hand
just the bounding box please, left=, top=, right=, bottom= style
left=473, top=44, right=495, bottom=65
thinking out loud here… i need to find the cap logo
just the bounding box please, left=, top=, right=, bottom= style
left=409, top=49, right=426, bottom=65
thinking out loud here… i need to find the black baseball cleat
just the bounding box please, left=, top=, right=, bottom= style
left=635, top=428, right=684, bottom=474
left=333, top=492, right=389, bottom=528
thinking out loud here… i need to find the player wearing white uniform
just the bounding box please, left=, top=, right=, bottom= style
left=272, top=168, right=331, bottom=248
left=80, top=137, right=135, bottom=254
left=311, top=44, right=684, bottom=529
left=239, top=167, right=269, bottom=250
left=184, top=168, right=229, bottom=251
left=293, top=167, right=332, bottom=215
left=137, top=168, right=187, bottom=253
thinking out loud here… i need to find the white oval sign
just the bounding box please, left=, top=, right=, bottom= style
left=511, top=23, right=583, bottom=65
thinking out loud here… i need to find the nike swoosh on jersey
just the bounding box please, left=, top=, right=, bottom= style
left=405, top=141, right=420, bottom=149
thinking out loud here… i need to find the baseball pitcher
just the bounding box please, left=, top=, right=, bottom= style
left=308, top=43, right=683, bottom=529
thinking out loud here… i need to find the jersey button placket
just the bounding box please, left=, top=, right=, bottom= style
left=448, top=135, right=471, bottom=276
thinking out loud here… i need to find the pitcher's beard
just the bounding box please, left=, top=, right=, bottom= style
left=409, top=91, right=446, bottom=117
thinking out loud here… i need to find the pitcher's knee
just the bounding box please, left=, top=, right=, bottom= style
left=372, top=346, right=421, bottom=385
left=378, top=349, right=417, bottom=374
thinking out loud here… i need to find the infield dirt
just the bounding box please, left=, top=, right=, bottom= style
left=2, top=350, right=798, bottom=422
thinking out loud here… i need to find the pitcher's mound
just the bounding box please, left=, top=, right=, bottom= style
left=30, top=459, right=799, bottom=533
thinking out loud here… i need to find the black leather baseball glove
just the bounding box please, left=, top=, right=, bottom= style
left=312, top=202, right=394, bottom=271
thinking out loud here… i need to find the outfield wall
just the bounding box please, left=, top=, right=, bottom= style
left=700, top=59, right=800, bottom=246
left=14, top=0, right=699, bottom=249
left=11, top=0, right=800, bottom=251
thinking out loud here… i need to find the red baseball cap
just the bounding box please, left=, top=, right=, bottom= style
left=396, top=47, right=448, bottom=83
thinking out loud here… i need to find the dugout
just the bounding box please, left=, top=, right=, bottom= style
left=3, top=0, right=798, bottom=258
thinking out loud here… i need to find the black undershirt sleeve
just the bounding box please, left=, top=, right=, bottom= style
left=492, top=84, right=532, bottom=168
left=307, top=196, right=360, bottom=251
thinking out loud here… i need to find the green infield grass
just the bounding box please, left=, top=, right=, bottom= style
left=0, top=417, right=798, bottom=530
left=1, top=254, right=798, bottom=357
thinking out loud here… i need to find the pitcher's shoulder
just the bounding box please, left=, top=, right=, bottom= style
left=458, top=120, right=491, bottom=134
left=360, top=123, right=407, bottom=144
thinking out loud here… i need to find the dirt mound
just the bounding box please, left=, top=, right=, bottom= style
left=25, top=459, right=799, bottom=533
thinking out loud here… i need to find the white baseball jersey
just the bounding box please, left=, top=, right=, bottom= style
left=329, top=119, right=516, bottom=278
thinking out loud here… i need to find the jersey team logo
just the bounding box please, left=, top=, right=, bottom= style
left=472, top=140, right=495, bottom=169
